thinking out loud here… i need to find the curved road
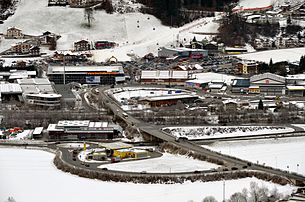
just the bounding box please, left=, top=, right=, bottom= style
left=100, top=86, right=305, bottom=186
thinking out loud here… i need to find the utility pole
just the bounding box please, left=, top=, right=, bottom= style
left=223, top=179, right=225, bottom=202
left=63, top=56, right=66, bottom=85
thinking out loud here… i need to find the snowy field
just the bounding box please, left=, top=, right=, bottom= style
left=163, top=126, right=294, bottom=140
left=98, top=153, right=219, bottom=173
left=190, top=72, right=241, bottom=85
left=205, top=137, right=305, bottom=175
left=109, top=87, right=191, bottom=110
left=0, top=148, right=295, bottom=202
left=235, top=47, right=305, bottom=63
left=0, top=0, right=221, bottom=62
left=292, top=124, right=305, bottom=131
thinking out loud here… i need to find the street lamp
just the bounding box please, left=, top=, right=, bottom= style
left=287, top=165, right=289, bottom=172
left=297, top=164, right=299, bottom=173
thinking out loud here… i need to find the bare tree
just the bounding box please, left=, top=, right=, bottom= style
left=84, top=7, right=94, bottom=28
left=202, top=196, right=218, bottom=202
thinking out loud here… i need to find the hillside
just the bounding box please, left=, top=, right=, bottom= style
left=0, top=0, right=220, bottom=61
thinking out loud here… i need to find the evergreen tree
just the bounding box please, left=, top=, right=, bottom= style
left=258, top=99, right=264, bottom=110
left=299, top=55, right=305, bottom=73
left=269, top=58, right=275, bottom=73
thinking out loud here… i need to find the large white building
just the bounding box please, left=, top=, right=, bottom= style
left=17, top=78, right=62, bottom=108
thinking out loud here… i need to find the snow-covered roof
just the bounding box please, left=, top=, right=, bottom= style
left=33, top=127, right=44, bottom=135
left=141, top=71, right=188, bottom=80
left=208, top=84, right=223, bottom=89
left=57, top=120, right=90, bottom=127
left=49, top=65, right=123, bottom=73
left=0, top=83, right=22, bottom=94
left=286, top=86, right=305, bottom=91
left=250, top=73, right=286, bottom=83
left=142, top=94, right=198, bottom=102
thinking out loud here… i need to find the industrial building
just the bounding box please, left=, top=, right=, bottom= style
left=0, top=83, right=22, bottom=102
left=47, top=65, right=125, bottom=85
left=231, top=79, right=250, bottom=93
left=250, top=73, right=286, bottom=95
left=158, top=47, right=208, bottom=59
left=47, top=120, right=122, bottom=141
left=138, top=93, right=199, bottom=107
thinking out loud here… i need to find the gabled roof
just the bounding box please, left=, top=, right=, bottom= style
left=74, top=39, right=89, bottom=44
left=250, top=73, right=286, bottom=83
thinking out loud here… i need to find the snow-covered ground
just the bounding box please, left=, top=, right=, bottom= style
left=190, top=72, right=241, bottom=85
left=0, top=0, right=221, bottom=62
left=234, top=0, right=305, bottom=11
left=205, top=137, right=305, bottom=175
left=163, top=126, right=294, bottom=140
left=0, top=148, right=295, bottom=202
left=99, top=153, right=219, bottom=173
left=292, top=124, right=305, bottom=131
left=109, top=87, right=191, bottom=110
left=235, top=47, right=305, bottom=63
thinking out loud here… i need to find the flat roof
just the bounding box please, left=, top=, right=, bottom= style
left=49, top=65, right=123, bottom=73
left=0, top=83, right=22, bottom=94
left=286, top=86, right=305, bottom=90
left=33, top=127, right=44, bottom=135
left=99, top=142, right=132, bottom=150
left=57, top=120, right=90, bottom=127
left=142, top=93, right=198, bottom=102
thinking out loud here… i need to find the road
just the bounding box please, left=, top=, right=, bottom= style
left=99, top=86, right=305, bottom=186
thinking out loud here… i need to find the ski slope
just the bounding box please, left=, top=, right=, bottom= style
left=0, top=0, right=220, bottom=62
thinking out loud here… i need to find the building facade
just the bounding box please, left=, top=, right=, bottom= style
left=74, top=40, right=91, bottom=51
left=47, top=65, right=125, bottom=85
left=47, top=120, right=122, bottom=140
left=250, top=73, right=286, bottom=95
left=6, top=27, right=23, bottom=39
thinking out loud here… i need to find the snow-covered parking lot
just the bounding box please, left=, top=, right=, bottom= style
left=163, top=126, right=294, bottom=140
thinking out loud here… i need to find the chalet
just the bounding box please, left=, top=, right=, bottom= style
left=6, top=27, right=23, bottom=39
left=223, top=100, right=238, bottom=111
left=68, top=0, right=96, bottom=7
left=140, top=70, right=189, bottom=85
left=250, top=73, right=286, bottom=95
left=48, top=0, right=68, bottom=6
left=11, top=42, right=31, bottom=54
left=95, top=41, right=116, bottom=49
left=39, top=31, right=60, bottom=45
left=74, top=40, right=91, bottom=51
left=29, top=46, right=40, bottom=56
left=208, top=80, right=226, bottom=93
left=236, top=60, right=258, bottom=75
left=203, top=43, right=219, bottom=55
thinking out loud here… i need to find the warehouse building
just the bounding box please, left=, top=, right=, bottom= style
left=158, top=47, right=208, bottom=59
left=47, top=65, right=125, bottom=85
left=47, top=120, right=122, bottom=141
left=250, top=73, right=286, bottom=95
left=139, top=93, right=199, bottom=107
